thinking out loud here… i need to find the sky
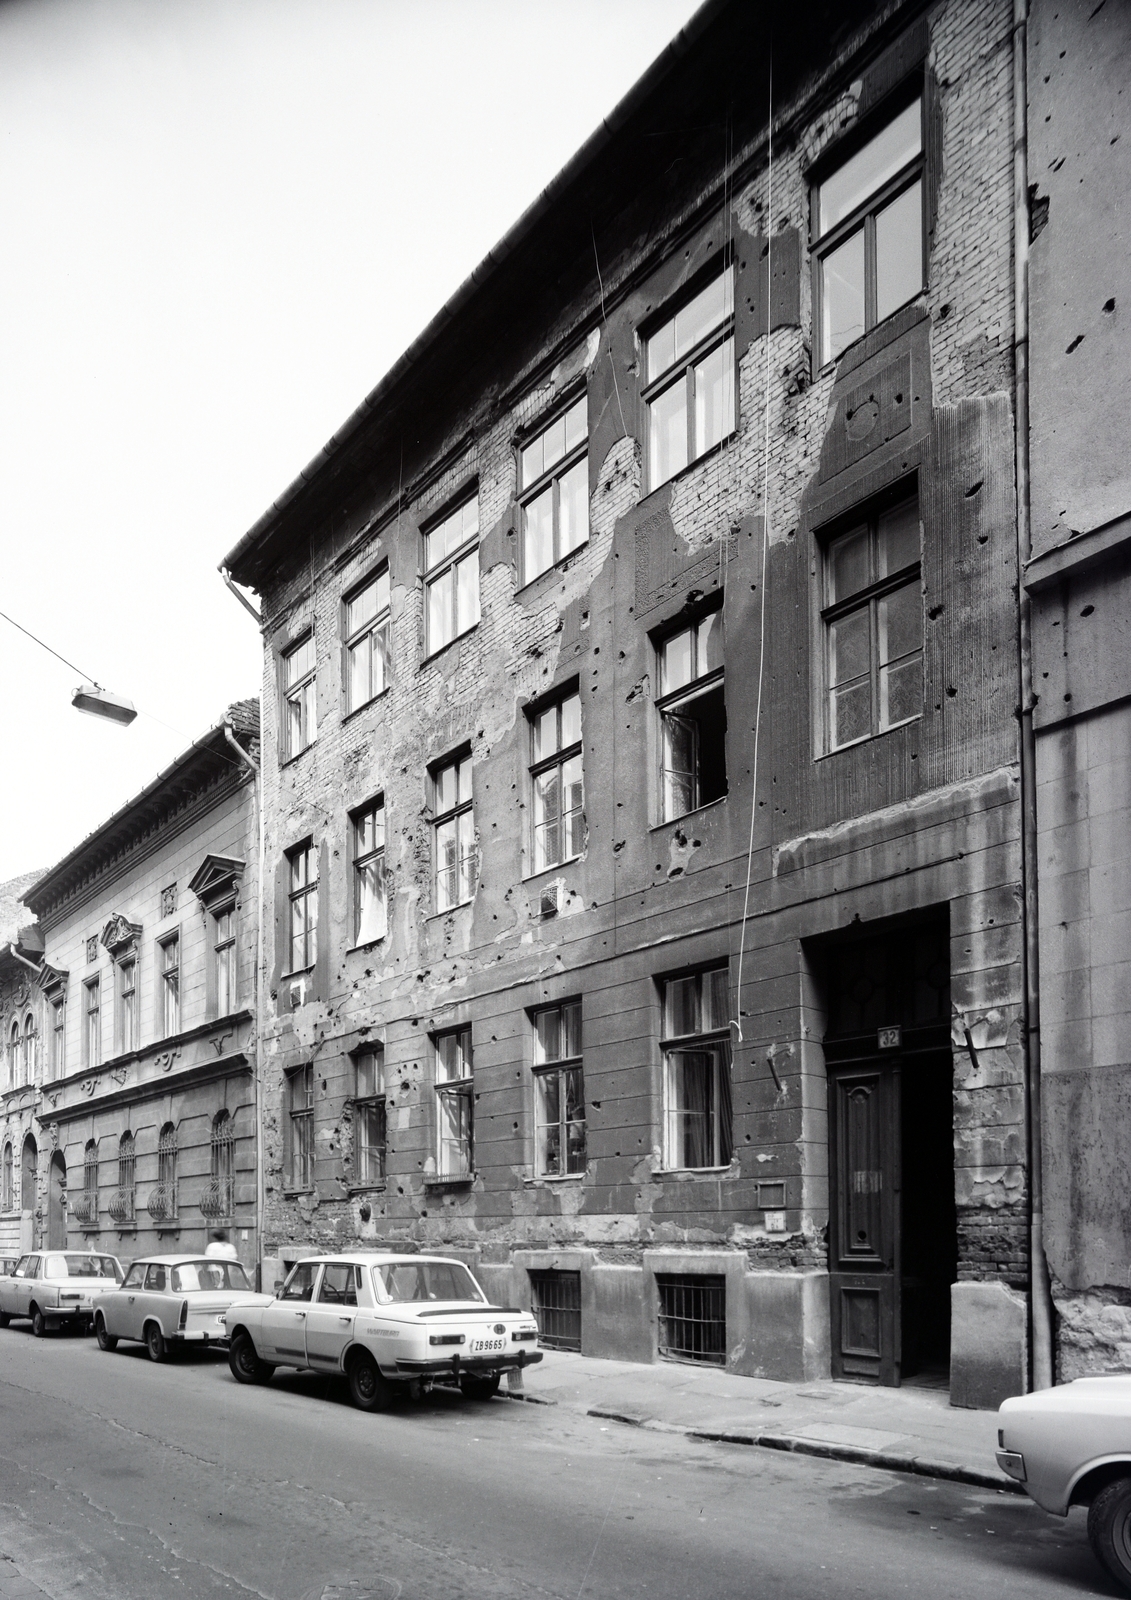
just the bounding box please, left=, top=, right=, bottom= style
left=0, top=0, right=700, bottom=890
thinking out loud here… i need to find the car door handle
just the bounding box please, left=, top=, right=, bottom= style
left=296, top=1310, right=306, bottom=1318
left=338, top=1315, right=351, bottom=1323
left=128, top=1296, right=135, bottom=1303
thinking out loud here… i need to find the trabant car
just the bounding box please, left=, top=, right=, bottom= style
left=998, top=1374, right=1131, bottom=1593
left=0, top=1250, right=122, bottom=1336
left=224, top=1252, right=542, bottom=1410
left=94, top=1254, right=271, bottom=1363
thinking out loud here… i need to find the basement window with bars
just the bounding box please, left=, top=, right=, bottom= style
left=656, top=1273, right=727, bottom=1365
left=660, top=966, right=733, bottom=1171
left=529, top=1268, right=582, bottom=1351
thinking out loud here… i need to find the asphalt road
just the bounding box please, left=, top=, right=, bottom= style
left=0, top=1325, right=1114, bottom=1600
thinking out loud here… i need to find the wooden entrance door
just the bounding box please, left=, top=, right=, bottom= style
left=828, top=1062, right=900, bottom=1384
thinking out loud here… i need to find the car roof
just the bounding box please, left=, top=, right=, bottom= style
left=125, top=1253, right=237, bottom=1267
left=31, top=1248, right=118, bottom=1257
left=292, top=1253, right=473, bottom=1267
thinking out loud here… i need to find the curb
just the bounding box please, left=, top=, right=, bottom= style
left=585, top=1405, right=1024, bottom=1495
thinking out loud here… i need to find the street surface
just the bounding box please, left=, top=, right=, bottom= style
left=0, top=1327, right=1111, bottom=1600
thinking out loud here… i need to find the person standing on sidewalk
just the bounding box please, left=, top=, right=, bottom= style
left=205, top=1228, right=239, bottom=1260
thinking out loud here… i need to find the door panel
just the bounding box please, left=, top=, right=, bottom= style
left=259, top=1305, right=309, bottom=1363
left=829, top=1066, right=899, bottom=1385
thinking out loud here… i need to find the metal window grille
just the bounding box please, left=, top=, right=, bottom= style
left=529, top=1269, right=581, bottom=1351
left=656, top=1274, right=727, bottom=1366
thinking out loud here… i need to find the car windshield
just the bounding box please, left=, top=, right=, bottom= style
left=51, top=1255, right=122, bottom=1280
left=170, top=1260, right=251, bottom=1293
left=373, top=1260, right=485, bottom=1304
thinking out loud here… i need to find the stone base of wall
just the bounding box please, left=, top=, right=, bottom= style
left=1053, top=1286, right=1131, bottom=1381
left=950, top=1280, right=1028, bottom=1407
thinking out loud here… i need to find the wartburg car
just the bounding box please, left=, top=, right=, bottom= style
left=224, top=1252, right=542, bottom=1410
left=998, top=1375, right=1131, bottom=1593
left=0, top=1250, right=122, bottom=1336
left=94, top=1254, right=269, bottom=1362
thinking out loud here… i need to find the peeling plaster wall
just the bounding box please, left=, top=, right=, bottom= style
left=251, top=0, right=1027, bottom=1384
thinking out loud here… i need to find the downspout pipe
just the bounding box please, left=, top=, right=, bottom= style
left=6, top=946, right=42, bottom=979
left=1013, top=0, right=1055, bottom=1391
left=224, top=721, right=266, bottom=1291
left=220, top=567, right=263, bottom=625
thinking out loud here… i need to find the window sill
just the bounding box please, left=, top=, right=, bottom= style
left=516, top=541, right=590, bottom=597
left=423, top=1173, right=474, bottom=1189
left=425, top=900, right=474, bottom=923
left=347, top=937, right=386, bottom=955
left=522, top=856, right=581, bottom=884
left=525, top=1172, right=587, bottom=1185
left=342, top=687, right=390, bottom=725
left=816, top=294, right=929, bottom=380
left=643, top=430, right=737, bottom=503
left=346, top=1183, right=387, bottom=1196
left=280, top=741, right=318, bottom=770
left=657, top=1165, right=733, bottom=1178
left=649, top=795, right=726, bottom=833
left=420, top=624, right=479, bottom=670
left=816, top=712, right=921, bottom=762
left=281, top=965, right=316, bottom=981
left=282, top=1189, right=315, bottom=1200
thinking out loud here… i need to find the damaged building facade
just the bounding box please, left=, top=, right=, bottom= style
left=223, top=0, right=1048, bottom=1404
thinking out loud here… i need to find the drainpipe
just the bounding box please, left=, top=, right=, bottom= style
left=1013, top=0, right=1054, bottom=1391
left=7, top=947, right=41, bottom=979
left=220, top=567, right=263, bottom=626
left=224, top=721, right=266, bottom=1291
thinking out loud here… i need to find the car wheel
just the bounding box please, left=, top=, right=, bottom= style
left=460, top=1373, right=501, bottom=1402
left=348, top=1351, right=393, bottom=1412
left=145, top=1323, right=167, bottom=1363
left=1088, top=1476, right=1131, bottom=1594
left=30, top=1305, right=47, bottom=1339
left=94, top=1314, right=118, bottom=1352
left=228, top=1332, right=274, bottom=1385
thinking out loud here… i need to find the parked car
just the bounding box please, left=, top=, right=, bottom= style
left=0, top=1250, right=123, bottom=1336
left=94, top=1254, right=271, bottom=1363
left=224, top=1252, right=542, bottom=1410
left=998, top=1375, right=1131, bottom=1593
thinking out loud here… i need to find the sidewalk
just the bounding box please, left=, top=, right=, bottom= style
left=509, top=1350, right=1019, bottom=1494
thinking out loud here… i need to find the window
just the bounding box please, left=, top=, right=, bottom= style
left=21, top=1014, right=36, bottom=1086
left=345, top=567, right=391, bottom=713
left=214, top=905, right=236, bottom=1014
left=529, top=1269, right=582, bottom=1351
left=317, top=1262, right=359, bottom=1306
left=657, top=1273, right=727, bottom=1365
left=529, top=690, right=583, bottom=872
left=644, top=264, right=735, bottom=491
left=160, top=934, right=180, bottom=1038
left=7, top=1021, right=17, bottom=1089
left=519, top=395, right=589, bottom=582
left=434, top=1027, right=472, bottom=1179
left=433, top=754, right=476, bottom=912
left=1, top=1144, right=11, bottom=1211
left=813, top=94, right=924, bottom=365
left=661, top=966, right=733, bottom=1170
left=118, top=960, right=137, bottom=1053
left=112, top=1132, right=135, bottom=1225
left=50, top=996, right=65, bottom=1078
left=83, top=1139, right=99, bottom=1222
left=656, top=611, right=727, bottom=820
left=374, top=1258, right=485, bottom=1303
left=287, top=842, right=318, bottom=972
left=822, top=492, right=922, bottom=749
left=144, top=1263, right=168, bottom=1292
left=282, top=634, right=317, bottom=759
left=352, top=799, right=386, bottom=945
left=84, top=978, right=101, bottom=1068
left=532, top=1000, right=586, bottom=1176
left=280, top=1260, right=318, bottom=1301
left=209, top=1110, right=234, bottom=1216
left=287, top=1064, right=314, bottom=1190
left=154, top=1123, right=178, bottom=1220
left=354, top=1046, right=386, bottom=1186
left=424, top=497, right=479, bottom=654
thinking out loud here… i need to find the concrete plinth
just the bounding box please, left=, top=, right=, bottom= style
left=950, top=1280, right=1027, bottom=1408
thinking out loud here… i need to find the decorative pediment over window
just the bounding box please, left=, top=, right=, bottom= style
left=101, top=915, right=142, bottom=955
left=188, top=854, right=246, bottom=906
left=35, top=962, right=69, bottom=996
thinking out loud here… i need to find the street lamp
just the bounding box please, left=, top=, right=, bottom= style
left=71, top=683, right=137, bottom=726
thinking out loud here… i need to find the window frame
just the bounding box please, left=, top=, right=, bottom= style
left=659, top=965, right=734, bottom=1173
left=531, top=999, right=586, bottom=1179
left=281, top=631, right=317, bottom=762
left=527, top=686, right=584, bottom=876
left=432, top=751, right=477, bottom=913
left=818, top=485, right=923, bottom=753
left=1, top=1143, right=12, bottom=1211
left=286, top=840, right=318, bottom=975
left=350, top=796, right=387, bottom=948
left=422, top=493, right=480, bottom=658
left=653, top=606, right=727, bottom=823
left=7, top=1021, right=18, bottom=1089
left=212, top=899, right=237, bottom=1016
left=117, top=1131, right=135, bottom=1197
left=159, top=931, right=180, bottom=1039
left=50, top=994, right=66, bottom=1079
left=640, top=260, right=736, bottom=495
left=83, top=1138, right=99, bottom=1216
left=21, top=1012, right=36, bottom=1086
left=286, top=1063, right=315, bottom=1193
left=517, top=392, right=590, bottom=585
left=210, top=1109, right=234, bottom=1216
left=432, top=1025, right=473, bottom=1181
left=352, top=1045, right=386, bottom=1189
left=116, top=957, right=137, bottom=1055
left=343, top=564, right=392, bottom=717
left=809, top=86, right=926, bottom=369
left=83, top=977, right=101, bottom=1069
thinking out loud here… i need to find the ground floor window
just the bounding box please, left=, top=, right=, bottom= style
left=656, top=1273, right=726, bottom=1366
left=529, top=1268, right=582, bottom=1351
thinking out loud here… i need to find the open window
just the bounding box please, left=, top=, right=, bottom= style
left=655, top=609, right=727, bottom=820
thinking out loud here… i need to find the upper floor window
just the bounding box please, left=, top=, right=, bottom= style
left=21, top=1014, right=36, bottom=1086
left=354, top=1046, right=386, bottom=1187
left=283, top=634, right=317, bottom=760
left=84, top=978, right=101, bottom=1068
left=644, top=264, right=735, bottom=491
left=287, top=842, right=318, bottom=972
left=345, top=567, right=391, bottom=714
left=434, top=754, right=476, bottom=912
left=50, top=996, right=66, bottom=1079
left=530, top=690, right=583, bottom=873
left=1, top=1143, right=11, bottom=1211
left=657, top=610, right=727, bottom=820
left=8, top=1021, right=19, bottom=1089
left=532, top=1000, right=586, bottom=1177
left=424, top=498, right=479, bottom=655
left=520, top=395, right=589, bottom=582
left=352, top=798, right=387, bottom=946
left=214, top=906, right=236, bottom=1015
left=661, top=966, right=733, bottom=1171
left=118, top=960, right=137, bottom=1053
left=822, top=491, right=922, bottom=750
left=287, top=1064, right=314, bottom=1191
left=160, top=933, right=180, bottom=1038
left=434, top=1027, right=473, bottom=1180
left=812, top=95, right=924, bottom=365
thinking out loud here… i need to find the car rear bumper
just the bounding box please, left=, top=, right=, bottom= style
left=394, top=1349, right=543, bottom=1378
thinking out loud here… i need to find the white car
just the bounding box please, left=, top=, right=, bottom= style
left=0, top=1250, right=123, bottom=1336
left=998, top=1375, right=1131, bottom=1593
left=94, top=1254, right=271, bottom=1363
left=224, top=1252, right=542, bottom=1410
